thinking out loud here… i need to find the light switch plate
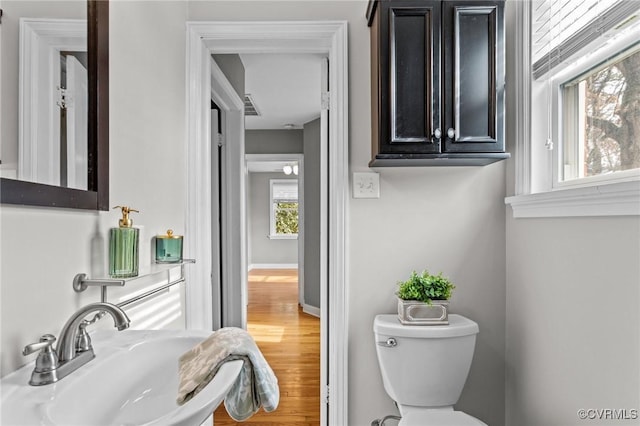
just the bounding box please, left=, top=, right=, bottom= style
left=353, top=172, right=380, bottom=199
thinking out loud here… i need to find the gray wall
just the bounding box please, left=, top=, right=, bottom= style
left=212, top=54, right=245, bottom=100
left=248, top=172, right=298, bottom=267
left=503, top=4, right=640, bottom=426
left=303, top=118, right=321, bottom=309
left=245, top=129, right=303, bottom=154
left=505, top=216, right=640, bottom=426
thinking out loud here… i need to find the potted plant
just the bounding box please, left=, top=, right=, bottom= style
left=396, top=270, right=455, bottom=325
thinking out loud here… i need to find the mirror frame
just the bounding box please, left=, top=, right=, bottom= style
left=0, top=0, right=109, bottom=211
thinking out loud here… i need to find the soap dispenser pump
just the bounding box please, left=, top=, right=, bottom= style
left=109, top=206, right=140, bottom=278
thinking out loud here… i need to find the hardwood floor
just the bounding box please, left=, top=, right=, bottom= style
left=213, top=269, right=320, bottom=425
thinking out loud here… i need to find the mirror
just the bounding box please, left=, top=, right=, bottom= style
left=0, top=0, right=109, bottom=210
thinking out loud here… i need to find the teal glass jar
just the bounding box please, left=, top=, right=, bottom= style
left=155, top=229, right=183, bottom=263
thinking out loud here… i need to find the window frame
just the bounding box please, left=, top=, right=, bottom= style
left=269, top=178, right=299, bottom=239
left=551, top=41, right=640, bottom=191
left=505, top=0, right=640, bottom=218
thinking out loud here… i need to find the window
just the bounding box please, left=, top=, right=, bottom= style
left=270, top=179, right=299, bottom=238
left=560, top=46, right=640, bottom=183
left=506, top=0, right=640, bottom=217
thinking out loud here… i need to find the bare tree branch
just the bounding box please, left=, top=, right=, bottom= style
left=588, top=116, right=621, bottom=141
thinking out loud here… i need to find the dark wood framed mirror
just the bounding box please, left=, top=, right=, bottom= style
left=0, top=0, right=109, bottom=211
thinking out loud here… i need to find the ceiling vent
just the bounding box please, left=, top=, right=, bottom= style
left=244, top=94, right=260, bottom=116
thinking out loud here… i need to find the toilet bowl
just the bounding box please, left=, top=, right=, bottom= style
left=373, top=314, right=486, bottom=426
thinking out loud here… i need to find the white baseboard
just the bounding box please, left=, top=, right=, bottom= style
left=249, top=263, right=298, bottom=270
left=302, top=304, right=320, bottom=318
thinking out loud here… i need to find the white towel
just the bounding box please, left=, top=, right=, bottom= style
left=176, top=327, right=279, bottom=421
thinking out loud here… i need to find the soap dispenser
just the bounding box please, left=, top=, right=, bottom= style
left=109, top=206, right=140, bottom=278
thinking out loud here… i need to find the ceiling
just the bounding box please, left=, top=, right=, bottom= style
left=241, top=53, right=324, bottom=130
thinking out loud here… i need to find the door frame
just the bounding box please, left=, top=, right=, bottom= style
left=208, top=58, right=247, bottom=330
left=245, top=153, right=305, bottom=308
left=184, top=21, right=349, bottom=425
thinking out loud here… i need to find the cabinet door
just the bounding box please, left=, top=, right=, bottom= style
left=442, top=1, right=504, bottom=153
left=378, top=1, right=441, bottom=155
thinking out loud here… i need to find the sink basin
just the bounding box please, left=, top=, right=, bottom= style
left=1, top=329, right=243, bottom=426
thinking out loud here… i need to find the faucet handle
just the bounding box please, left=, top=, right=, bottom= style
left=75, top=323, right=93, bottom=352
left=23, top=334, right=59, bottom=375
left=23, top=334, right=56, bottom=356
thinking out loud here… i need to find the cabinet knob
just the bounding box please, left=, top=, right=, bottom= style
left=447, top=128, right=456, bottom=139
left=433, top=128, right=442, bottom=139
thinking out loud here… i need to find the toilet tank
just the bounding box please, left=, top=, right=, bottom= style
left=373, top=314, right=479, bottom=408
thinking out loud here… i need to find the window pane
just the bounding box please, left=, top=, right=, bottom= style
left=561, top=47, right=640, bottom=181
left=275, top=202, right=298, bottom=235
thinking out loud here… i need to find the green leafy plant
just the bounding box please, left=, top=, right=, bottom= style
left=275, top=202, right=299, bottom=234
left=396, top=270, right=455, bottom=304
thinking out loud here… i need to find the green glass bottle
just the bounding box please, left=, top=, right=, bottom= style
left=109, top=206, right=140, bottom=278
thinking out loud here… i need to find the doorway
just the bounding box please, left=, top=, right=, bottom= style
left=185, top=21, right=349, bottom=425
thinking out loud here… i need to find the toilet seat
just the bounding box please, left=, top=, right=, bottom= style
left=399, top=410, right=487, bottom=426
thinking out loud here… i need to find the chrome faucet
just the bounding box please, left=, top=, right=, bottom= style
left=22, top=302, right=130, bottom=386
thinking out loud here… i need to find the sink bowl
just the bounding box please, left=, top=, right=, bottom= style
left=1, top=329, right=243, bottom=426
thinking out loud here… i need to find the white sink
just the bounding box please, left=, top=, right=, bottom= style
left=1, top=329, right=243, bottom=426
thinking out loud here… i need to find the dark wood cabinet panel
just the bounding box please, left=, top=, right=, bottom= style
left=443, top=1, right=505, bottom=153
left=371, top=1, right=441, bottom=156
left=368, top=0, right=509, bottom=167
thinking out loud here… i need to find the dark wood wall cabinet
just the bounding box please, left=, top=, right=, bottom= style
left=367, top=0, right=509, bottom=167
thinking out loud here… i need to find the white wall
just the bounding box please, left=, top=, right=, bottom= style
left=2, top=3, right=507, bottom=426
left=0, top=1, right=189, bottom=376
left=248, top=172, right=298, bottom=267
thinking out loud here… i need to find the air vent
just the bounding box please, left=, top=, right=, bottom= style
left=244, top=94, right=260, bottom=116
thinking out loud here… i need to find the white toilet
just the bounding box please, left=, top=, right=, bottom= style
left=373, top=314, right=487, bottom=426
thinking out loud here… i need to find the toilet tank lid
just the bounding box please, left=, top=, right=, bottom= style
left=374, top=314, right=479, bottom=338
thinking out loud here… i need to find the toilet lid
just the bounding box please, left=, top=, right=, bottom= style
left=399, top=410, right=487, bottom=426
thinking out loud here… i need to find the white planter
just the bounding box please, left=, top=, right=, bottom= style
left=397, top=298, right=449, bottom=325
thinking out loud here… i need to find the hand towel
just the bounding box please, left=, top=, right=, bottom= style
left=176, top=327, right=279, bottom=421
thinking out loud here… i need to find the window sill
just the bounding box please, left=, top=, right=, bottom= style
left=505, top=180, right=640, bottom=218
left=268, top=234, right=298, bottom=240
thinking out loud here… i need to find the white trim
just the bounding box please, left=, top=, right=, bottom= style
left=249, top=264, right=298, bottom=270
left=184, top=24, right=214, bottom=331
left=268, top=234, right=298, bottom=240
left=327, top=23, right=349, bottom=426
left=211, top=57, right=247, bottom=329
left=185, top=21, right=349, bottom=426
left=505, top=180, right=640, bottom=218
left=513, top=1, right=531, bottom=196
left=19, top=18, right=86, bottom=186
left=303, top=304, right=321, bottom=318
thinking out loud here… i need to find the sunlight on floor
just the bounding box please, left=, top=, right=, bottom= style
left=248, top=323, right=285, bottom=343
left=249, top=273, right=298, bottom=284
